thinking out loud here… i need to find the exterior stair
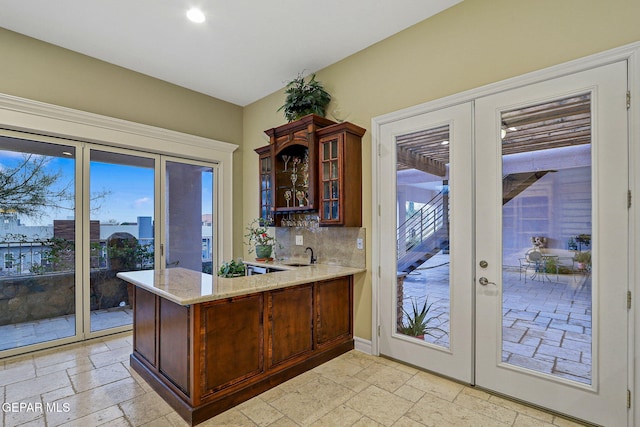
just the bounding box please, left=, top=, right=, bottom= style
left=397, top=170, right=551, bottom=275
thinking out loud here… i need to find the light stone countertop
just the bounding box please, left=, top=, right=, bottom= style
left=117, top=264, right=365, bottom=306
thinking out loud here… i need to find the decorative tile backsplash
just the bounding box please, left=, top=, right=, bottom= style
left=275, top=227, right=366, bottom=269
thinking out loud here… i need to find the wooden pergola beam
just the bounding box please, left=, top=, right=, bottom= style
left=397, top=146, right=447, bottom=176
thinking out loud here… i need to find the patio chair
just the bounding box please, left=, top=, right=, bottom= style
left=519, top=248, right=544, bottom=282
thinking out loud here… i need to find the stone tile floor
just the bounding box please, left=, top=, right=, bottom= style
left=0, top=333, right=589, bottom=426
left=402, top=254, right=592, bottom=384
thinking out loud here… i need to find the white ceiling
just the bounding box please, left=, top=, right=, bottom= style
left=0, top=0, right=461, bottom=106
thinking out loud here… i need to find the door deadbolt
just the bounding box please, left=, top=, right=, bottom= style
left=479, top=260, right=488, bottom=268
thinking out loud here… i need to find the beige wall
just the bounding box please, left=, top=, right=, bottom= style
left=0, top=28, right=243, bottom=142
left=243, top=0, right=640, bottom=340
left=0, top=27, right=245, bottom=249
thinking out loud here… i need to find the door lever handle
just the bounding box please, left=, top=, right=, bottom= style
left=479, top=277, right=496, bottom=286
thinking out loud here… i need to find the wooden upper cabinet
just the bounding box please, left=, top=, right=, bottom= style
left=316, top=122, right=365, bottom=227
left=263, top=115, right=334, bottom=215
left=258, top=115, right=365, bottom=226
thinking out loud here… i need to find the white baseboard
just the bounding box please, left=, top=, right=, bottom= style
left=354, top=337, right=372, bottom=354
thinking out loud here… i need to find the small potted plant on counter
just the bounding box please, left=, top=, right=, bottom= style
left=217, top=259, right=246, bottom=278
left=245, top=218, right=278, bottom=261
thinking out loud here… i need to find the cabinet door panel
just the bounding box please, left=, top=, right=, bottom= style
left=201, top=295, right=264, bottom=393
left=159, top=298, right=190, bottom=394
left=316, top=277, right=352, bottom=346
left=134, top=287, right=156, bottom=365
left=269, top=284, right=313, bottom=366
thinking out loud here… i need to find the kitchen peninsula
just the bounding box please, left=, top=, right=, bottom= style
left=117, top=264, right=363, bottom=425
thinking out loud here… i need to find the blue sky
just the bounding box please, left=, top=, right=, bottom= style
left=90, top=162, right=155, bottom=223
left=0, top=151, right=213, bottom=227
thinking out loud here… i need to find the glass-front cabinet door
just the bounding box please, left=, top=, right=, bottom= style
left=319, top=133, right=340, bottom=223
left=317, top=122, right=365, bottom=227
left=256, top=145, right=273, bottom=223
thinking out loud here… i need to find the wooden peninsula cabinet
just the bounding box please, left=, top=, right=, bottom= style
left=118, top=266, right=359, bottom=426
left=256, top=114, right=365, bottom=226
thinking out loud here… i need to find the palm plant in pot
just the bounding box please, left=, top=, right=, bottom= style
left=278, top=72, right=331, bottom=122
left=399, top=297, right=447, bottom=339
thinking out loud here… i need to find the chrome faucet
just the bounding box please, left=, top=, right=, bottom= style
left=305, top=247, right=317, bottom=264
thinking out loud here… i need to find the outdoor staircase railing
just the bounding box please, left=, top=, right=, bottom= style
left=397, top=191, right=445, bottom=259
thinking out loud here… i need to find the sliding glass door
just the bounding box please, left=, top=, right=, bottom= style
left=88, top=149, right=156, bottom=333
left=163, top=159, right=216, bottom=273
left=0, top=135, right=220, bottom=356
left=0, top=136, right=80, bottom=352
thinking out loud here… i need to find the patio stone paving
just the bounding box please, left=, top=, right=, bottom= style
left=401, top=253, right=592, bottom=385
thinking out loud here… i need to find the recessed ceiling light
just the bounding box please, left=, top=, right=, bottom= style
left=186, top=8, right=205, bottom=23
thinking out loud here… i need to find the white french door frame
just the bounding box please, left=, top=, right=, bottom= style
left=372, top=41, right=640, bottom=425
left=377, top=102, right=474, bottom=382
left=475, top=61, right=628, bottom=426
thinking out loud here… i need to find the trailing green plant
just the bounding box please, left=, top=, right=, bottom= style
left=278, top=73, right=331, bottom=122
left=217, top=259, right=246, bottom=278
left=399, top=297, right=447, bottom=338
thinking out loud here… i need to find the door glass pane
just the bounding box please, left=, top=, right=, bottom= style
left=166, top=161, right=215, bottom=273
left=501, top=93, right=592, bottom=384
left=0, top=137, right=77, bottom=351
left=90, top=150, right=155, bottom=332
left=396, top=125, right=450, bottom=348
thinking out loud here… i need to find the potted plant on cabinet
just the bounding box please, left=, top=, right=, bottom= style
left=245, top=218, right=278, bottom=261
left=399, top=297, right=447, bottom=339
left=278, top=72, right=332, bottom=122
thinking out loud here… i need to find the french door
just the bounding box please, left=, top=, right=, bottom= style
left=378, top=102, right=474, bottom=382
left=377, top=61, right=629, bottom=425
